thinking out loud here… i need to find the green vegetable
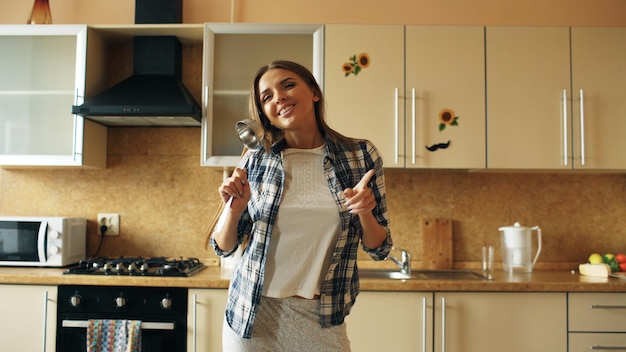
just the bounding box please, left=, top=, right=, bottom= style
left=604, top=255, right=620, bottom=272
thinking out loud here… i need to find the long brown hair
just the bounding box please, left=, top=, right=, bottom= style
left=248, top=60, right=356, bottom=153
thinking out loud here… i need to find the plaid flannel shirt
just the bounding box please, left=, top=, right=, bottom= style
left=211, top=136, right=393, bottom=339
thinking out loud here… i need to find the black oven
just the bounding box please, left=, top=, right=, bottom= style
left=56, top=285, right=188, bottom=352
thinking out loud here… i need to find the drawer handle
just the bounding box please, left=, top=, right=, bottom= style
left=590, top=305, right=626, bottom=309
left=62, top=320, right=174, bottom=330
left=591, top=346, right=626, bottom=350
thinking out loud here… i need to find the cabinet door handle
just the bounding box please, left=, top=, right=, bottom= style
left=42, top=290, right=49, bottom=352
left=72, top=88, right=81, bottom=159
left=201, top=86, right=209, bottom=163
left=579, top=89, right=586, bottom=166
left=394, top=87, right=400, bottom=164
left=203, top=85, right=209, bottom=115
left=441, top=296, right=446, bottom=352
left=72, top=115, right=79, bottom=161
left=590, top=305, right=626, bottom=309
left=192, top=293, right=198, bottom=352
left=422, top=296, right=427, bottom=352
left=562, top=89, right=569, bottom=166
left=411, top=88, right=416, bottom=165
left=590, top=346, right=626, bottom=350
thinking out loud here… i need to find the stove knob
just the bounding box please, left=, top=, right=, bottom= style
left=115, top=296, right=126, bottom=308
left=70, top=294, right=82, bottom=307
left=115, top=263, right=125, bottom=273
left=161, top=297, right=173, bottom=310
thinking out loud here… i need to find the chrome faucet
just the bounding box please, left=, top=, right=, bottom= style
left=387, top=248, right=411, bottom=276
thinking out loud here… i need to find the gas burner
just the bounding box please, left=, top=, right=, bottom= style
left=63, top=257, right=206, bottom=277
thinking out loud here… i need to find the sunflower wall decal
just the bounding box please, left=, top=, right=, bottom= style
left=438, top=108, right=459, bottom=132
left=342, top=53, right=370, bottom=77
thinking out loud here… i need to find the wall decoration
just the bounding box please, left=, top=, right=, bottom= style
left=342, top=53, right=370, bottom=77
left=438, top=108, right=459, bottom=131
left=426, top=140, right=451, bottom=152
left=426, top=108, right=459, bottom=152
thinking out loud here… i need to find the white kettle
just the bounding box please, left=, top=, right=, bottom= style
left=499, top=222, right=542, bottom=273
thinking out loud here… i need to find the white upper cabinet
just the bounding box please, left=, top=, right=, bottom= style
left=405, top=26, right=486, bottom=169
left=570, top=27, right=626, bottom=170
left=325, top=25, right=405, bottom=168
left=200, top=24, right=324, bottom=167
left=487, top=27, right=570, bottom=170
left=487, top=26, right=626, bottom=170
left=325, top=25, right=486, bottom=169
left=0, top=25, right=106, bottom=168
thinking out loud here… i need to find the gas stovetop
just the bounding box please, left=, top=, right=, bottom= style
left=63, top=257, right=206, bottom=277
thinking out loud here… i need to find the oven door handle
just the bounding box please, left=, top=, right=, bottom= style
left=61, top=320, right=175, bottom=331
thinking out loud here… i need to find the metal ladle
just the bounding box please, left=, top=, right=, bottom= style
left=217, top=119, right=265, bottom=223
left=235, top=119, right=264, bottom=150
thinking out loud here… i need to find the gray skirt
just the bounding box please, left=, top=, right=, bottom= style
left=222, top=296, right=351, bottom=352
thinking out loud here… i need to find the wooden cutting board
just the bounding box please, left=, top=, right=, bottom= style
left=422, top=218, right=454, bottom=269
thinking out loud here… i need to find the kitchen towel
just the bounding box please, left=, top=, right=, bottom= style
left=86, top=319, right=142, bottom=352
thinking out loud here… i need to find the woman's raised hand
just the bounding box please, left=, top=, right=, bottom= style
left=342, top=169, right=376, bottom=214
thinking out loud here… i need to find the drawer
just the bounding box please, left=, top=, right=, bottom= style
left=569, top=293, right=626, bottom=332
left=569, top=333, right=626, bottom=352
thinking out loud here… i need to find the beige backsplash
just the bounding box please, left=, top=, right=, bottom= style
left=1, top=128, right=625, bottom=269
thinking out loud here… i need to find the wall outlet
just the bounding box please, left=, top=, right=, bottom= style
left=97, top=213, right=120, bottom=235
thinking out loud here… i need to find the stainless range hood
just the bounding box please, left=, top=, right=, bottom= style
left=72, top=0, right=201, bottom=126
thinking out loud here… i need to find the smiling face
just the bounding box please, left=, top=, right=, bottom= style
left=257, top=68, right=322, bottom=148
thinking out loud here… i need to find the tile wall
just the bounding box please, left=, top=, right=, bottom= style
left=1, top=128, right=624, bottom=270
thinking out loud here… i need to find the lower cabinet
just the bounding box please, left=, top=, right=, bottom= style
left=436, top=292, right=567, bottom=352
left=568, top=293, right=626, bottom=352
left=347, top=291, right=567, bottom=352
left=187, top=289, right=228, bottom=352
left=346, top=291, right=432, bottom=351
left=0, top=284, right=57, bottom=352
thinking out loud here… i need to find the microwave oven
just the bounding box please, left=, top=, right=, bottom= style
left=0, top=216, right=87, bottom=267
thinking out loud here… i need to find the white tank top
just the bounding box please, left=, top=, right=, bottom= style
left=262, top=144, right=341, bottom=299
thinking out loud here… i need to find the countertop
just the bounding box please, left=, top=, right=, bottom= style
left=2, top=266, right=626, bottom=292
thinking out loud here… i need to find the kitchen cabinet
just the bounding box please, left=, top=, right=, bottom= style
left=324, top=24, right=486, bottom=169
left=568, top=292, right=626, bottom=351
left=486, top=26, right=626, bottom=170
left=346, top=291, right=432, bottom=351
left=347, top=291, right=565, bottom=352
left=570, top=27, right=626, bottom=170
left=434, top=292, right=566, bottom=352
left=0, top=25, right=106, bottom=168
left=200, top=24, right=324, bottom=167
left=187, top=288, right=228, bottom=352
left=0, top=284, right=57, bottom=352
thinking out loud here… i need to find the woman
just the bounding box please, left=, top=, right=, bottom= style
left=210, top=60, right=393, bottom=351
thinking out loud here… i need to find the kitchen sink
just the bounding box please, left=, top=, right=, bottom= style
left=359, top=268, right=489, bottom=280
left=358, top=269, right=413, bottom=280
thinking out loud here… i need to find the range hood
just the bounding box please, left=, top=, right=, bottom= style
left=72, top=0, right=201, bottom=126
